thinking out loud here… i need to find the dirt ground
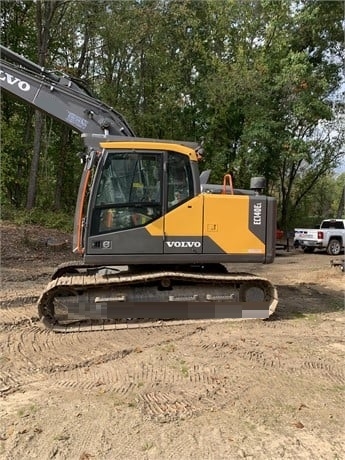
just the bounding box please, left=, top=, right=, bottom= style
left=0, top=221, right=344, bottom=460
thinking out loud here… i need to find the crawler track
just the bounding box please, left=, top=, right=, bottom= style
left=37, top=267, right=278, bottom=333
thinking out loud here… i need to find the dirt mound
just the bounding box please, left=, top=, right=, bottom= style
left=1, top=221, right=77, bottom=268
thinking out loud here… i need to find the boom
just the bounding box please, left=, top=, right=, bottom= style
left=0, top=45, right=134, bottom=138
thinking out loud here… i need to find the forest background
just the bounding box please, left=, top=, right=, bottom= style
left=1, top=0, right=344, bottom=233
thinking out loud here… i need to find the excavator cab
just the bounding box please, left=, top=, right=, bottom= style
left=72, top=136, right=276, bottom=268
left=73, top=138, right=202, bottom=261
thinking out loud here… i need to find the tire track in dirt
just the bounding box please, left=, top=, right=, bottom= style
left=194, top=315, right=345, bottom=387
left=0, top=304, right=39, bottom=328
left=1, top=322, right=136, bottom=392
left=235, top=347, right=344, bottom=380
left=236, top=345, right=345, bottom=385
left=35, top=334, right=266, bottom=426
left=42, top=361, right=221, bottom=393
left=0, top=319, right=209, bottom=397
left=138, top=391, right=200, bottom=422
left=297, top=360, right=345, bottom=385
left=17, top=341, right=232, bottom=424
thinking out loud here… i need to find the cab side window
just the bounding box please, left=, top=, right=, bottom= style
left=167, top=153, right=194, bottom=209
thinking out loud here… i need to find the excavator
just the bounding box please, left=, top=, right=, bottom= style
left=0, top=45, right=278, bottom=332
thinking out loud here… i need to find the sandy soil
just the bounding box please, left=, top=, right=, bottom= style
left=0, top=221, right=344, bottom=460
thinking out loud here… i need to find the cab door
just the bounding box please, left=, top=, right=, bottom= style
left=163, top=152, right=203, bottom=254
left=87, top=150, right=164, bottom=255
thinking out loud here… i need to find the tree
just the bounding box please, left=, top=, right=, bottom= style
left=26, top=0, right=69, bottom=210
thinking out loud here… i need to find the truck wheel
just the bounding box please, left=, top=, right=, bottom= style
left=327, top=239, right=342, bottom=256
left=303, top=247, right=315, bottom=253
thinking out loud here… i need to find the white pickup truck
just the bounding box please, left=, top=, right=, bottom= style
left=294, top=219, right=345, bottom=255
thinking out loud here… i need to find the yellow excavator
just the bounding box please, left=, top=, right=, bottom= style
left=0, top=46, right=278, bottom=332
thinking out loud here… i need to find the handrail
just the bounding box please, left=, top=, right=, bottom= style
left=222, top=174, right=234, bottom=195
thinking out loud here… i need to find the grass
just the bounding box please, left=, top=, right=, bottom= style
left=160, top=343, right=176, bottom=353
left=1, top=207, right=74, bottom=232
left=179, top=359, right=189, bottom=377
left=54, top=433, right=70, bottom=441
left=17, top=404, right=38, bottom=418
left=142, top=441, right=154, bottom=451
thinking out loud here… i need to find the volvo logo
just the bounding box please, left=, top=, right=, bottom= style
left=0, top=70, right=31, bottom=91
left=166, top=241, right=201, bottom=248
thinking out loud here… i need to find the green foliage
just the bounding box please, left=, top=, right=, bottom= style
left=1, top=206, right=74, bottom=233
left=0, top=102, right=33, bottom=207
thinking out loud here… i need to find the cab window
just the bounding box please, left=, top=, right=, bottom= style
left=91, top=151, right=162, bottom=235
left=167, top=152, right=194, bottom=209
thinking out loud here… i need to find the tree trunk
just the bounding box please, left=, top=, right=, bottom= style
left=26, top=0, right=64, bottom=210
left=54, top=125, right=70, bottom=210
left=26, top=110, right=43, bottom=209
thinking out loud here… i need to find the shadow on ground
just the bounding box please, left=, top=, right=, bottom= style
left=269, top=283, right=344, bottom=321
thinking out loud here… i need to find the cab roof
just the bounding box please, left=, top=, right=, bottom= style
left=81, top=134, right=201, bottom=160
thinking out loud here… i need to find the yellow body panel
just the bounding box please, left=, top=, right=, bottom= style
left=164, top=195, right=204, bottom=235
left=100, top=141, right=198, bottom=161
left=145, top=214, right=164, bottom=236
left=146, top=194, right=265, bottom=254
left=203, top=194, right=265, bottom=254
left=145, top=195, right=203, bottom=236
